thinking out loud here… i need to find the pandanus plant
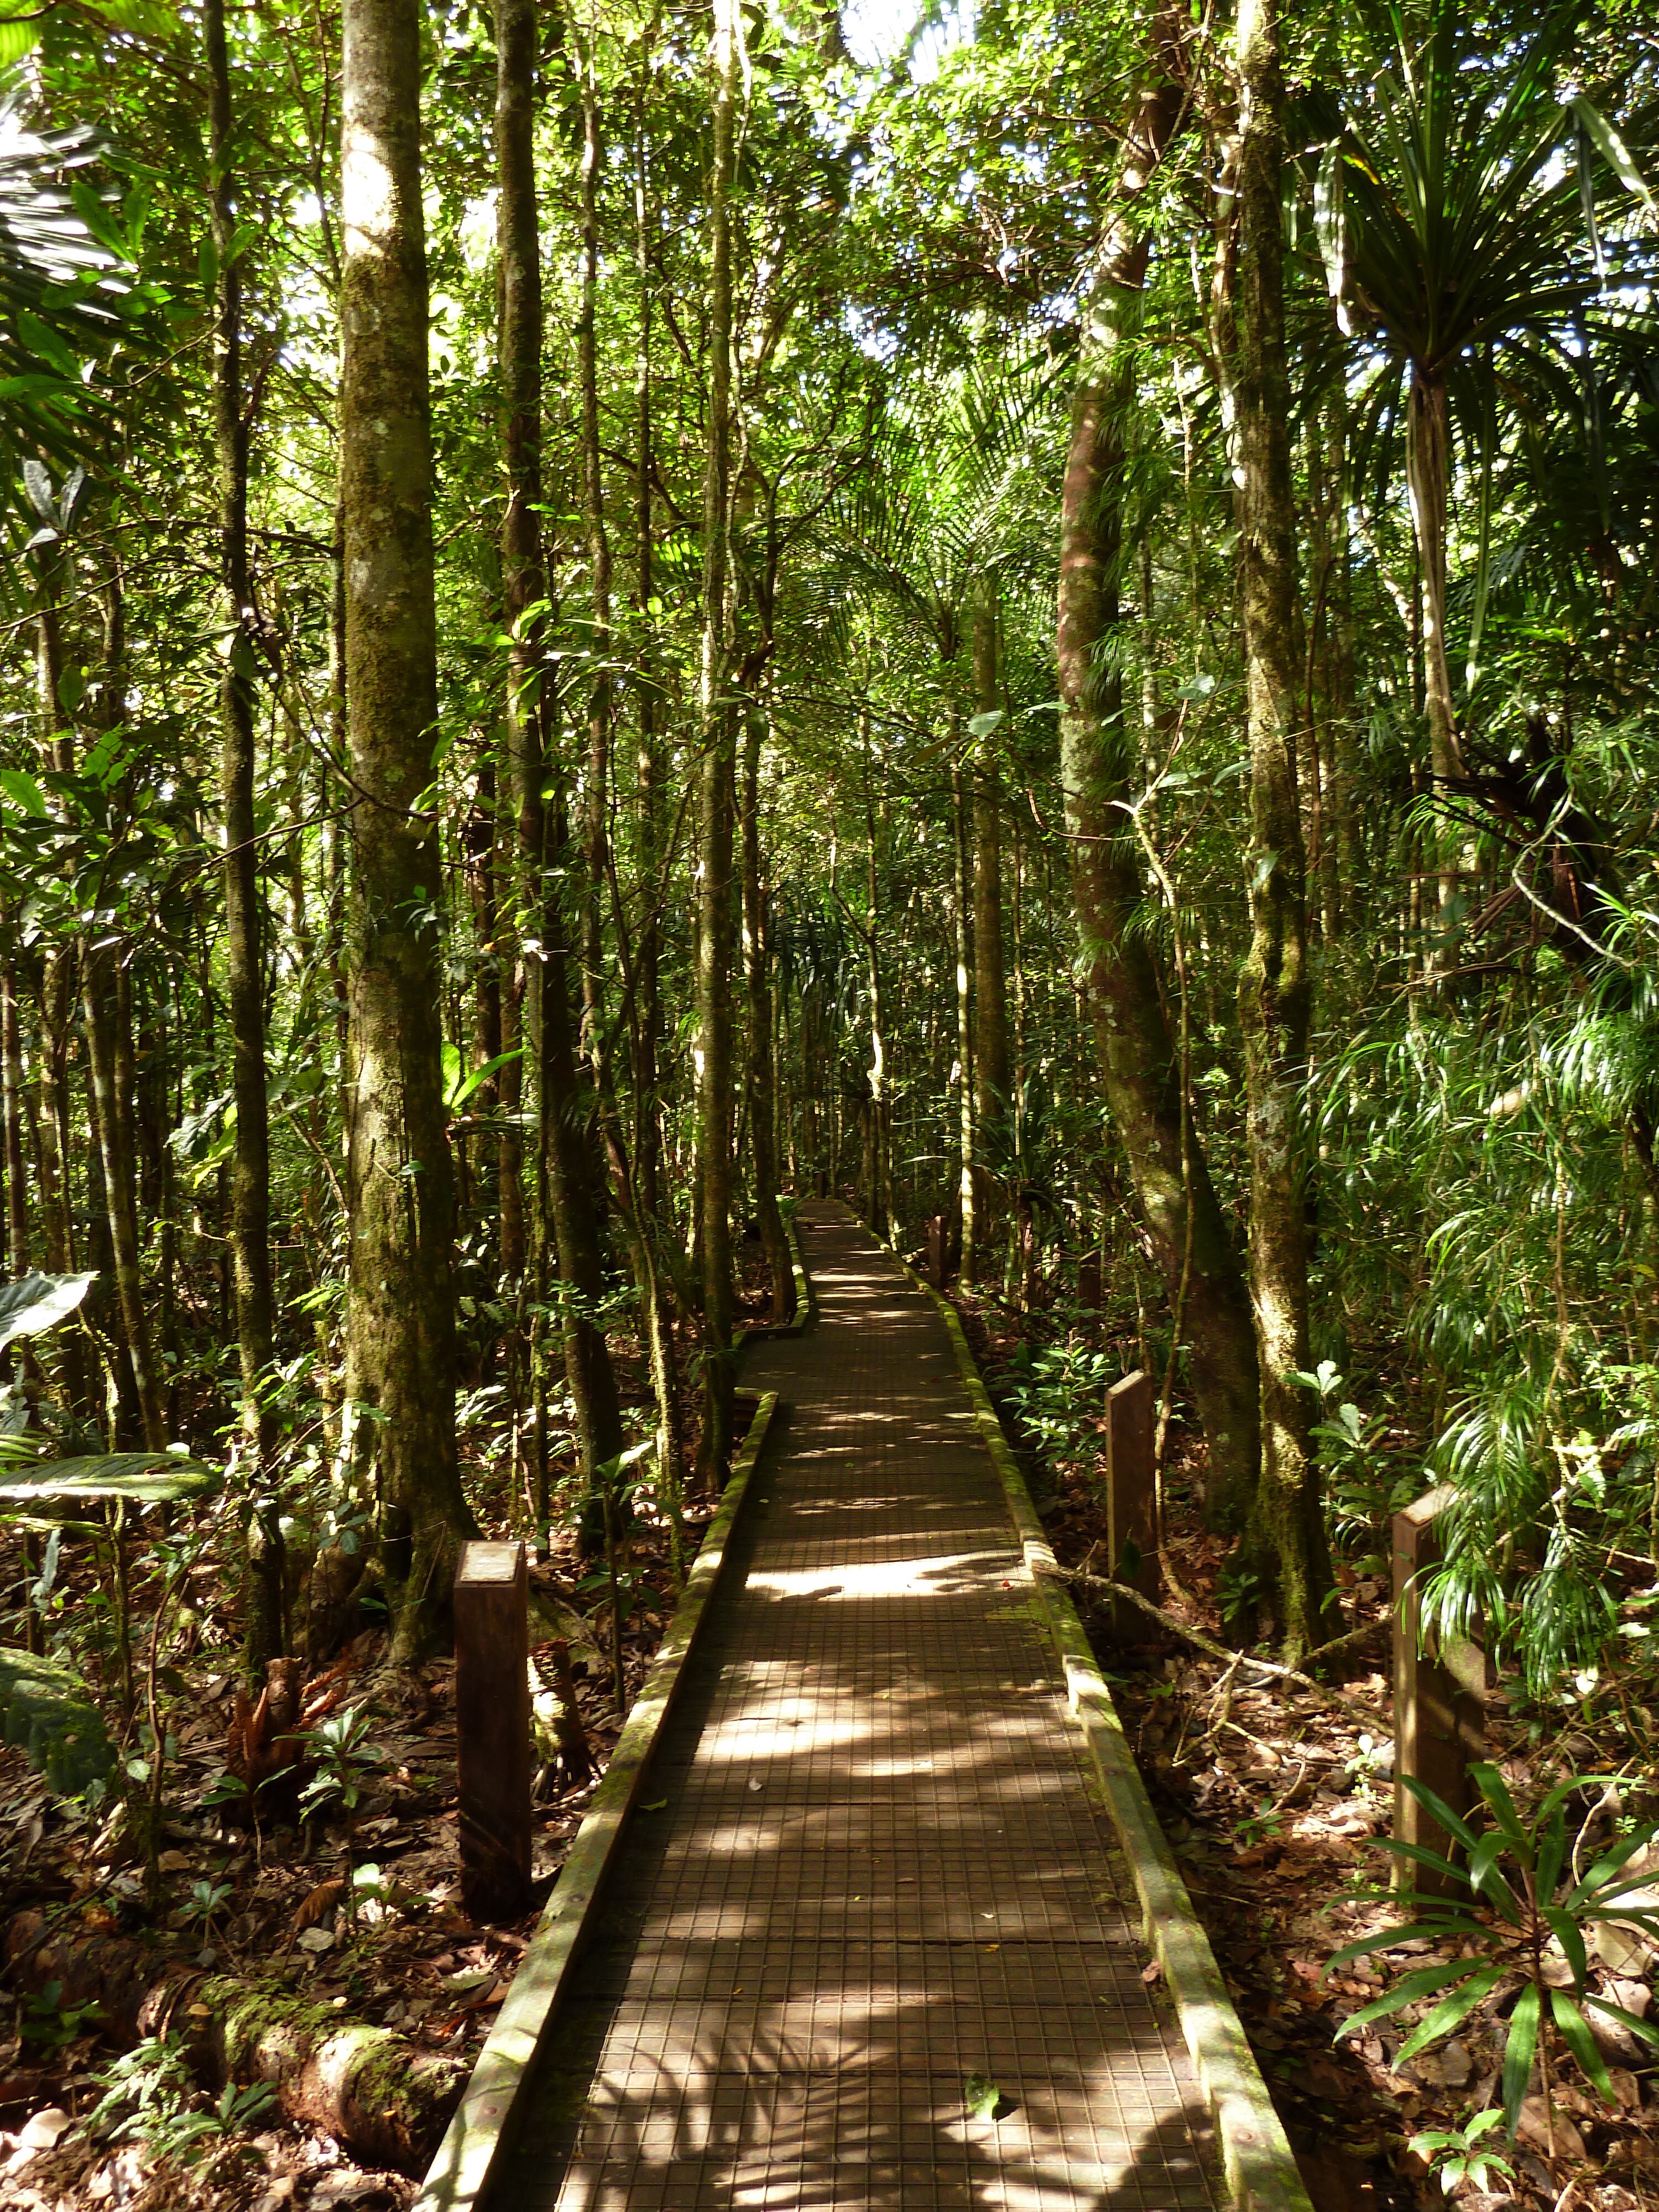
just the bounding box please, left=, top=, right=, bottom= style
left=1314, top=0, right=1656, bottom=799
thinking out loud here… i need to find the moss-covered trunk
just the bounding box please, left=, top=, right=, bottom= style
left=4, top=1911, right=461, bottom=2174
left=1229, top=0, right=1333, bottom=1657
left=1055, top=4, right=1261, bottom=1528
left=340, top=0, right=473, bottom=1652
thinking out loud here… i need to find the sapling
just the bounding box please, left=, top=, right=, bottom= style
left=1326, top=1763, right=1659, bottom=2147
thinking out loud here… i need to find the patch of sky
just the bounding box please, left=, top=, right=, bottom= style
left=843, top=0, right=971, bottom=81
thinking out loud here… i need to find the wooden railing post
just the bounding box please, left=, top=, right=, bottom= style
left=1392, top=1488, right=1484, bottom=1896
left=926, top=1214, right=947, bottom=1288
left=454, top=1538, right=533, bottom=1922
left=1105, top=1370, right=1160, bottom=1639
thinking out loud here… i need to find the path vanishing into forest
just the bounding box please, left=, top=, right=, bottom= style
left=493, top=1207, right=1219, bottom=2210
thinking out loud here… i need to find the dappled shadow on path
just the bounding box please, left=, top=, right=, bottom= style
left=499, top=1217, right=1218, bottom=2211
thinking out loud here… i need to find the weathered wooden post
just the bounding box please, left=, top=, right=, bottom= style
left=1392, top=1488, right=1484, bottom=1896
left=1077, top=1250, right=1102, bottom=1310
left=925, top=1214, right=947, bottom=1288
left=814, top=1168, right=830, bottom=1199
left=1105, top=1370, right=1160, bottom=1638
left=454, top=1539, right=533, bottom=1922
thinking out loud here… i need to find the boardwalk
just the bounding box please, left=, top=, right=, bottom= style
left=498, top=1209, right=1218, bottom=2210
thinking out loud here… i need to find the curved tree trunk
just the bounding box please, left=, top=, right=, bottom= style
left=1056, top=6, right=1261, bottom=1528
left=340, top=0, right=473, bottom=1653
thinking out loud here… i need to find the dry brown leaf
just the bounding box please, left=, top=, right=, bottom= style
left=291, top=1877, right=346, bottom=1934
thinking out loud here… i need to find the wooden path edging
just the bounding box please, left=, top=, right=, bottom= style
left=901, top=1260, right=1316, bottom=2212
left=412, top=1389, right=783, bottom=2212
left=731, top=1207, right=816, bottom=1354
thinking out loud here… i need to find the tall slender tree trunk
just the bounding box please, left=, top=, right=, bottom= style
left=693, top=0, right=740, bottom=1485
left=1231, top=0, right=1332, bottom=1657
left=1, top=948, right=28, bottom=1281
left=340, top=0, right=473, bottom=1655
left=742, top=702, right=789, bottom=1314
left=495, top=0, right=623, bottom=1546
left=1056, top=7, right=1261, bottom=1526
left=1407, top=365, right=1462, bottom=932
left=632, top=108, right=664, bottom=1245
left=576, top=36, right=612, bottom=1065
left=971, top=586, right=1009, bottom=1254
left=206, top=0, right=283, bottom=1675
left=860, top=708, right=890, bottom=1241
left=82, top=580, right=167, bottom=1455
left=34, top=551, right=90, bottom=1423
left=950, top=753, right=975, bottom=1283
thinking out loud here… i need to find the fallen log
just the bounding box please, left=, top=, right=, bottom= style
left=4, top=1909, right=462, bottom=2173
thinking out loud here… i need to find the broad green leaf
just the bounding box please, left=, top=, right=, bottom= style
left=1399, top=1773, right=1484, bottom=1858
left=1567, top=1825, right=1659, bottom=1910
left=1334, top=1959, right=1473, bottom=2038
left=1396, top=1964, right=1504, bottom=2061
left=1569, top=95, right=1658, bottom=215
left=0, top=1453, right=217, bottom=1505
left=1583, top=1992, right=1659, bottom=2052
left=448, top=1044, right=525, bottom=1113
left=1551, top=1989, right=1615, bottom=2105
left=1502, top=1984, right=1541, bottom=2137
left=0, top=1645, right=112, bottom=1793
left=1469, top=1764, right=1532, bottom=1871
left=0, top=769, right=46, bottom=816
left=0, top=17, right=43, bottom=64
left=1324, top=1916, right=1488, bottom=1973
left=17, top=309, right=78, bottom=382
left=1541, top=1908, right=1587, bottom=1995
left=0, top=1272, right=97, bottom=1349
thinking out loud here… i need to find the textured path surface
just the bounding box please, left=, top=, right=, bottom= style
left=498, top=1208, right=1217, bottom=2210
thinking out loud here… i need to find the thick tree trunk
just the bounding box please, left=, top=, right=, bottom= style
left=1231, top=0, right=1333, bottom=1658
left=694, top=0, right=740, bottom=1485
left=206, top=0, right=283, bottom=1678
left=1056, top=11, right=1261, bottom=1527
left=340, top=0, right=473, bottom=1654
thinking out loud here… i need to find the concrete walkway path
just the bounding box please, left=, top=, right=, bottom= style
left=498, top=1207, right=1218, bottom=2210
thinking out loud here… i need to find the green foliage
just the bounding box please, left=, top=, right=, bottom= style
left=0, top=1453, right=217, bottom=1507
left=1410, top=2107, right=1515, bottom=2196
left=296, top=1704, right=382, bottom=1824
left=0, top=1271, right=96, bottom=1348
left=1000, top=1339, right=1113, bottom=1468
left=0, top=1646, right=113, bottom=1792
left=84, top=2035, right=275, bottom=2167
left=17, top=1978, right=102, bottom=2049
left=1328, top=1765, right=1659, bottom=2136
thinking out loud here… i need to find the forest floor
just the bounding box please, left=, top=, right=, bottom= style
left=0, top=1261, right=778, bottom=2212
left=8, top=1233, right=1657, bottom=2212
left=952, top=1283, right=1659, bottom=2212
